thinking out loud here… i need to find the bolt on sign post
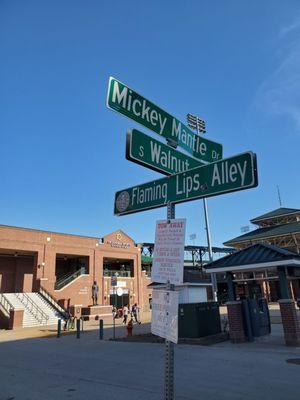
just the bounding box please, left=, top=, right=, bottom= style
left=114, top=152, right=258, bottom=216
left=107, top=77, right=223, bottom=163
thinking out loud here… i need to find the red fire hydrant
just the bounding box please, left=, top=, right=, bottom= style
left=126, top=319, right=133, bottom=337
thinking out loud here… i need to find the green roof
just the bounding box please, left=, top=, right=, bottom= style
left=250, top=207, right=300, bottom=223
left=206, top=243, right=300, bottom=271
left=224, top=221, right=300, bottom=246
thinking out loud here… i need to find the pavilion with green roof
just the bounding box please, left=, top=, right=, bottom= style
left=220, top=207, right=300, bottom=302
left=224, top=207, right=300, bottom=253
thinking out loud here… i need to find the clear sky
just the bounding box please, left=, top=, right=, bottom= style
left=1, top=1, right=300, bottom=247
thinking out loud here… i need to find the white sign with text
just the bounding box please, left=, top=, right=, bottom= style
left=152, top=218, right=186, bottom=285
left=151, top=289, right=179, bottom=344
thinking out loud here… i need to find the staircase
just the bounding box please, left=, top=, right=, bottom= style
left=55, top=266, right=87, bottom=290
left=2, top=293, right=64, bottom=328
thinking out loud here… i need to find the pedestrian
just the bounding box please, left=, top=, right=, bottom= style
left=92, top=280, right=99, bottom=306
left=127, top=318, right=133, bottom=337
left=63, top=309, right=71, bottom=331
left=132, top=303, right=141, bottom=324
left=122, top=304, right=129, bottom=325
left=112, top=306, right=117, bottom=319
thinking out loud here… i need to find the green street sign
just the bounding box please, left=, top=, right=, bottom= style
left=114, top=152, right=258, bottom=216
left=126, top=129, right=205, bottom=175
left=107, top=77, right=223, bottom=163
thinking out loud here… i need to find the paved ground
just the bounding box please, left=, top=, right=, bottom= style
left=1, top=323, right=300, bottom=400
left=0, top=312, right=152, bottom=343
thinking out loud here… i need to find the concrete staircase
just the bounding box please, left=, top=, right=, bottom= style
left=3, top=293, right=62, bottom=328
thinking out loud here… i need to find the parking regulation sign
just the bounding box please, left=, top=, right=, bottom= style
left=151, top=289, right=179, bottom=344
left=152, top=218, right=186, bottom=285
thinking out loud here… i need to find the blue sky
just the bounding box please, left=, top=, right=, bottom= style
left=1, top=1, right=300, bottom=247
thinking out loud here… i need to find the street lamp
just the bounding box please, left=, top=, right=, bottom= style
left=186, top=113, right=218, bottom=301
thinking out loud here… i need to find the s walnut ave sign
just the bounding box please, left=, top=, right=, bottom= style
left=107, top=77, right=222, bottom=164
left=114, top=152, right=258, bottom=216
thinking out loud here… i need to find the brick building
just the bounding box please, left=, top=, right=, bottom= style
left=0, top=225, right=152, bottom=313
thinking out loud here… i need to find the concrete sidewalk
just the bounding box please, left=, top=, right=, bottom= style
left=0, top=328, right=300, bottom=400
left=0, top=311, right=152, bottom=343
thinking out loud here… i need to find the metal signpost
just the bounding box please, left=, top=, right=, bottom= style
left=187, top=113, right=217, bottom=300
left=107, top=77, right=223, bottom=163
left=166, top=202, right=176, bottom=400
left=114, top=152, right=258, bottom=216
left=111, top=276, right=117, bottom=339
left=150, top=209, right=185, bottom=399
left=106, top=76, right=259, bottom=400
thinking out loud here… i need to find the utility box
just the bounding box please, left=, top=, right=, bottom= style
left=178, top=302, right=221, bottom=338
left=242, top=298, right=271, bottom=339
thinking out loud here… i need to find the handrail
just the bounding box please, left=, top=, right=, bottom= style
left=16, top=293, right=49, bottom=324
left=55, top=267, right=86, bottom=290
left=103, top=270, right=132, bottom=278
left=39, top=286, right=68, bottom=319
left=0, top=294, right=14, bottom=315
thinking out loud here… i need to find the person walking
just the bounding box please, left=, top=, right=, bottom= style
left=92, top=281, right=99, bottom=306
left=122, top=304, right=129, bottom=325
left=132, top=303, right=141, bottom=324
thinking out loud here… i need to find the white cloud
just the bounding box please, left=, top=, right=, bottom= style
left=279, top=19, right=300, bottom=38
left=254, top=19, right=300, bottom=130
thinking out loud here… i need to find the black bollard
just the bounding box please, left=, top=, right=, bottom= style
left=99, top=319, right=104, bottom=340
left=81, top=317, right=84, bottom=332
left=76, top=318, right=80, bottom=339
left=57, top=319, right=61, bottom=338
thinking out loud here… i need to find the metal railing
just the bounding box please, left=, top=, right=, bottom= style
left=15, top=292, right=48, bottom=324
left=0, top=294, right=14, bottom=316
left=103, top=270, right=132, bottom=278
left=55, top=266, right=87, bottom=290
left=39, top=286, right=68, bottom=319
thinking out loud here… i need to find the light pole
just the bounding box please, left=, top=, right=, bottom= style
left=187, top=113, right=218, bottom=301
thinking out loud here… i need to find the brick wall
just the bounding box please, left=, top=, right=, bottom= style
left=279, top=299, right=300, bottom=346
left=226, top=301, right=246, bottom=343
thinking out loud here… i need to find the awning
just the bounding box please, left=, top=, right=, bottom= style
left=204, top=243, right=300, bottom=274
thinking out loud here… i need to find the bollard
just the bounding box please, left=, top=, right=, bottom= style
left=81, top=317, right=84, bottom=332
left=57, top=319, right=61, bottom=338
left=76, top=318, right=80, bottom=339
left=99, top=319, right=104, bottom=340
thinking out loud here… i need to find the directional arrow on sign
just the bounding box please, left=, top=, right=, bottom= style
left=114, top=152, right=258, bottom=216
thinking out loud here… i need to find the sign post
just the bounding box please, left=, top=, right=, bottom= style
left=150, top=205, right=185, bottom=400
left=111, top=276, right=117, bottom=339
left=106, top=76, right=259, bottom=400
left=166, top=203, right=175, bottom=400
